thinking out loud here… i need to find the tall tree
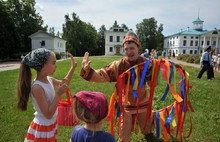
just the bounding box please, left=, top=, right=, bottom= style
left=0, top=0, right=18, bottom=59
left=0, top=0, right=45, bottom=59
left=92, top=25, right=106, bottom=55
left=136, top=17, right=164, bottom=53
left=121, top=24, right=129, bottom=30
left=48, top=27, right=55, bottom=36
left=62, top=12, right=98, bottom=56
left=111, top=20, right=120, bottom=29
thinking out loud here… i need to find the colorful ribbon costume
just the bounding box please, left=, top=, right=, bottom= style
left=107, top=59, right=194, bottom=142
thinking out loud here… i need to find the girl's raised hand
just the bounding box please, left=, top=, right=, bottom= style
left=82, top=52, right=91, bottom=72
left=68, top=53, right=77, bottom=68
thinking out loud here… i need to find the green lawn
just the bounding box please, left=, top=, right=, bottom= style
left=0, top=56, right=220, bottom=142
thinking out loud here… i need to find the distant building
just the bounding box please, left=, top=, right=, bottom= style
left=105, top=27, right=129, bottom=56
left=29, top=30, right=66, bottom=56
left=164, top=17, right=220, bottom=56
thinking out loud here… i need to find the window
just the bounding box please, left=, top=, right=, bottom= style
left=213, top=41, right=216, bottom=46
left=119, top=29, right=124, bottom=32
left=183, top=40, right=187, bottom=46
left=190, top=50, right=193, bottom=54
left=117, top=36, right=120, bottom=42
left=40, top=40, right=45, bottom=47
left=194, top=50, right=197, bottom=54
left=109, top=36, right=113, bottom=42
left=170, top=41, right=172, bottom=46
left=183, top=50, right=186, bottom=54
left=113, top=29, right=118, bottom=32
left=196, top=36, right=198, bottom=39
left=109, top=47, right=113, bottom=52
left=207, top=41, right=210, bottom=45
left=195, top=41, right=198, bottom=46
left=190, top=40, right=193, bottom=46
left=184, top=36, right=187, bottom=39
left=212, top=31, right=218, bottom=34
left=201, top=41, right=204, bottom=45
left=191, top=36, right=193, bottom=39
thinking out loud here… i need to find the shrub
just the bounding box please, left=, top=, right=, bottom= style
left=55, top=52, right=61, bottom=60
left=177, top=54, right=201, bottom=64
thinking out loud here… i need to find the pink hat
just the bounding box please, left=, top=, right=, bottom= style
left=75, top=91, right=108, bottom=123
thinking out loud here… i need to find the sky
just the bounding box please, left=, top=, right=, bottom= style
left=35, top=0, right=220, bottom=36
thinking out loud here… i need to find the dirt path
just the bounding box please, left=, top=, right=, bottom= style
left=171, top=58, right=201, bottom=68
left=0, top=61, right=20, bottom=72
left=0, top=58, right=216, bottom=72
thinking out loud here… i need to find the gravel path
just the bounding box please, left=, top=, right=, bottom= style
left=0, top=58, right=215, bottom=72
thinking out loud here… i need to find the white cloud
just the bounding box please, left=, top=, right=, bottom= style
left=35, top=0, right=220, bottom=36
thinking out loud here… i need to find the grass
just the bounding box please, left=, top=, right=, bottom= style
left=0, top=56, right=220, bottom=142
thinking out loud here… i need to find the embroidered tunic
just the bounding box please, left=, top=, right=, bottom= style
left=80, top=56, right=152, bottom=106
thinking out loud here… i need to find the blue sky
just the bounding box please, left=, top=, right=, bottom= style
left=35, top=0, right=220, bottom=36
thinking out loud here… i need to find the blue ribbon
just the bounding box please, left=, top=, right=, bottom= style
left=132, top=90, right=138, bottom=98
left=130, top=67, right=136, bottom=86
left=164, top=106, right=174, bottom=127
left=140, top=60, right=150, bottom=88
left=115, top=102, right=120, bottom=117
left=181, top=78, right=185, bottom=112
left=130, top=67, right=138, bottom=98
left=161, top=61, right=174, bottom=101
left=156, top=111, right=160, bottom=138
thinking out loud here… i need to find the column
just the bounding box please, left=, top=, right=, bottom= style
left=203, top=36, right=206, bottom=52
left=216, top=37, right=219, bottom=53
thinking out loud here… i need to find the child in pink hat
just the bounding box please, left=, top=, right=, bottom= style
left=70, top=91, right=115, bottom=142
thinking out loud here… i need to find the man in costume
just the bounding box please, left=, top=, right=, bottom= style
left=80, top=31, right=154, bottom=142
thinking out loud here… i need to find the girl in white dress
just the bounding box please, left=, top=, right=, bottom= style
left=17, top=48, right=77, bottom=141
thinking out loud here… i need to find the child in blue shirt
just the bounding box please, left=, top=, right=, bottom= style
left=70, top=91, right=115, bottom=142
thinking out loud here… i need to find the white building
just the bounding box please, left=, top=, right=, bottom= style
left=164, top=17, right=220, bottom=56
left=29, top=30, right=66, bottom=55
left=105, top=27, right=129, bottom=56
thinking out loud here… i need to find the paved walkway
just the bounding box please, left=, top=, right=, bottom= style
left=172, top=58, right=220, bottom=73
left=0, top=58, right=68, bottom=72
left=0, top=61, right=20, bottom=72
left=171, top=58, right=201, bottom=68
left=0, top=58, right=217, bottom=72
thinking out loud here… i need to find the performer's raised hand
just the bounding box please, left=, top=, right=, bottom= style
left=82, top=52, right=91, bottom=71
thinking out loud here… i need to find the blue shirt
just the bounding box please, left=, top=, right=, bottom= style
left=202, top=51, right=212, bottom=64
left=71, top=126, right=116, bottom=142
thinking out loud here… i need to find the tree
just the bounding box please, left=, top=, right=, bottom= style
left=92, top=25, right=106, bottom=55
left=111, top=20, right=120, bottom=29
left=48, top=27, right=55, bottom=36
left=121, top=24, right=129, bottom=30
left=136, top=17, right=164, bottom=53
left=62, top=12, right=98, bottom=56
left=0, top=0, right=46, bottom=59
left=0, top=0, right=18, bottom=59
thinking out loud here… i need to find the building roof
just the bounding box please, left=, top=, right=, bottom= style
left=166, top=28, right=209, bottom=38
left=29, top=30, right=66, bottom=41
left=193, top=17, right=204, bottom=23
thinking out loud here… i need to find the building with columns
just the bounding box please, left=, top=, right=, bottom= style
left=104, top=27, right=129, bottom=56
left=163, top=17, right=220, bottom=56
